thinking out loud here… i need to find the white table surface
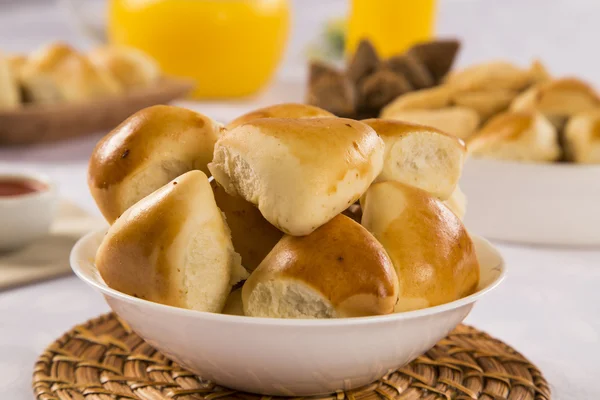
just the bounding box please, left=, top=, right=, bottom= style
left=2, top=1, right=600, bottom=399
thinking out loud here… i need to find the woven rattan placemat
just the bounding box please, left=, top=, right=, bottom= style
left=33, top=313, right=551, bottom=400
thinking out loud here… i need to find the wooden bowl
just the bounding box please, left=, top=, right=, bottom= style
left=0, top=77, right=194, bottom=146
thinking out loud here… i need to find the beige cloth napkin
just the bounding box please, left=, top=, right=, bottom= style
left=0, top=200, right=106, bottom=290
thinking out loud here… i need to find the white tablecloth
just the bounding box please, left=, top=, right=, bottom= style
left=2, top=1, right=600, bottom=399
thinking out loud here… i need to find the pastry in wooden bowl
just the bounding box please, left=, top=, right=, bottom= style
left=0, top=52, right=21, bottom=109
left=361, top=181, right=480, bottom=312
left=20, top=42, right=122, bottom=104
left=226, top=102, right=334, bottom=129
left=88, top=105, right=223, bottom=223
left=564, top=110, right=600, bottom=164
left=96, top=170, right=247, bottom=313
left=209, top=117, right=384, bottom=235
left=88, top=45, right=161, bottom=90
left=362, top=118, right=466, bottom=200
left=242, top=214, right=398, bottom=318
left=467, top=111, right=560, bottom=162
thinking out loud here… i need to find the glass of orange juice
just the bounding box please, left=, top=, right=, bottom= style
left=107, top=0, right=291, bottom=99
left=346, top=0, right=437, bottom=58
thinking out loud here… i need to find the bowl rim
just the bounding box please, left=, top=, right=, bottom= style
left=71, top=229, right=506, bottom=327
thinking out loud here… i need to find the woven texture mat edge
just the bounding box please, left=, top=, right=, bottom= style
left=33, top=313, right=551, bottom=400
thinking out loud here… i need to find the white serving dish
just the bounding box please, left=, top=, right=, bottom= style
left=460, top=158, right=600, bottom=247
left=71, top=229, right=504, bottom=396
left=0, top=173, right=58, bottom=251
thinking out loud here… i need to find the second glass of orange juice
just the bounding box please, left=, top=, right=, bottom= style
left=346, top=0, right=437, bottom=58
left=108, top=0, right=291, bottom=99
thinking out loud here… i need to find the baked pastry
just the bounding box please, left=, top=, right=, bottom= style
left=444, top=185, right=467, bottom=220
left=242, top=214, right=398, bottom=318
left=510, top=78, right=600, bottom=125
left=381, top=86, right=454, bottom=114
left=0, top=52, right=20, bottom=109
left=209, top=117, right=384, bottom=236
left=529, top=59, right=552, bottom=84
left=96, top=170, right=247, bottom=313
left=88, top=105, right=223, bottom=223
left=226, top=103, right=334, bottom=130
left=451, top=89, right=517, bottom=121
left=380, top=107, right=480, bottom=140
left=361, top=181, right=479, bottom=312
left=362, top=119, right=466, bottom=200
left=564, top=110, right=600, bottom=164
left=222, top=288, right=244, bottom=316
left=20, top=42, right=122, bottom=104
left=7, top=54, right=26, bottom=73
left=211, top=180, right=283, bottom=271
left=468, top=111, right=560, bottom=162
left=88, top=45, right=161, bottom=90
left=445, top=61, right=532, bottom=91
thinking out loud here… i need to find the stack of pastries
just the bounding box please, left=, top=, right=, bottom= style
left=0, top=41, right=161, bottom=110
left=89, top=103, right=480, bottom=319
left=382, top=60, right=600, bottom=164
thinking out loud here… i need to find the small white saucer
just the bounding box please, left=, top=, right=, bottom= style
left=0, top=172, right=58, bottom=251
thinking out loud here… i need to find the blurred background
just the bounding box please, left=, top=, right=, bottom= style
left=2, top=0, right=600, bottom=84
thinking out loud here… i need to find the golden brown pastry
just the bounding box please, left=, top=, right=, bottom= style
left=451, top=89, right=517, bottom=121
left=564, top=110, right=600, bottom=164
left=362, top=119, right=466, bottom=200
left=468, top=111, right=560, bottom=162
left=528, top=59, right=552, bottom=84
left=209, top=117, right=384, bottom=236
left=444, top=185, right=467, bottom=220
left=88, top=105, right=223, bottom=223
left=511, top=78, right=600, bottom=125
left=381, top=106, right=481, bottom=140
left=0, top=52, right=20, bottom=109
left=445, top=61, right=532, bottom=91
left=222, top=288, right=244, bottom=316
left=381, top=86, right=454, bottom=114
left=7, top=54, right=26, bottom=79
left=211, top=180, right=283, bottom=271
left=226, top=103, right=334, bottom=129
left=96, top=170, right=247, bottom=313
left=242, top=215, right=398, bottom=318
left=88, top=45, right=161, bottom=90
left=361, top=181, right=479, bottom=312
left=20, top=42, right=122, bottom=104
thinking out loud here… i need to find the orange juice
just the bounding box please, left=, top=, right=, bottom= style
left=346, top=0, right=436, bottom=58
left=108, top=0, right=290, bottom=98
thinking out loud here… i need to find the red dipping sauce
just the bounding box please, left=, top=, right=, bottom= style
left=0, top=178, right=48, bottom=197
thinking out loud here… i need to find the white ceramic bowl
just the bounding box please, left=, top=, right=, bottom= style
left=461, top=158, right=600, bottom=246
left=0, top=173, right=58, bottom=251
left=71, top=229, right=505, bottom=396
